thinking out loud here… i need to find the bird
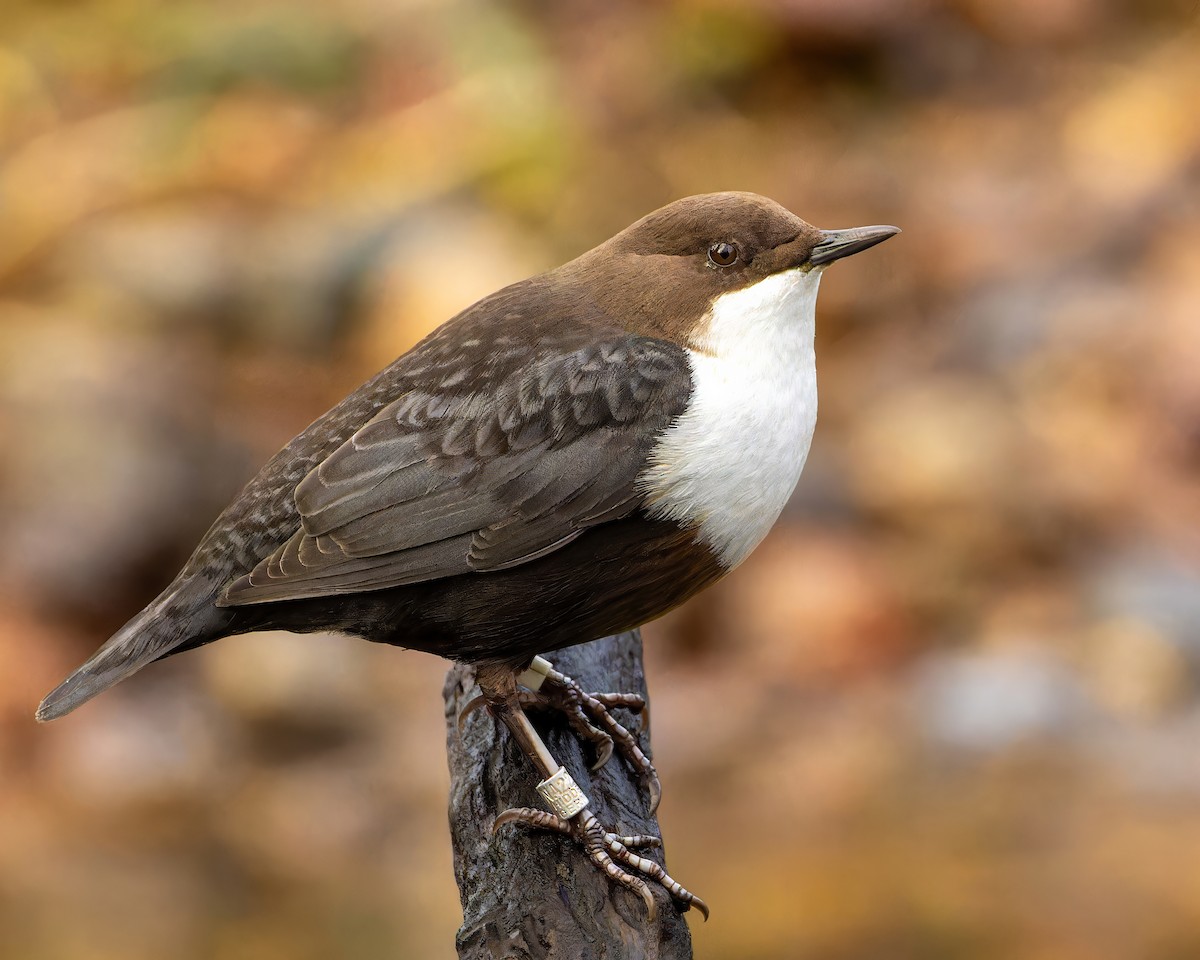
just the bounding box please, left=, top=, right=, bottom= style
left=37, top=192, right=898, bottom=918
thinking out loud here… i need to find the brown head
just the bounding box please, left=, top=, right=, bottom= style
left=560, top=192, right=899, bottom=345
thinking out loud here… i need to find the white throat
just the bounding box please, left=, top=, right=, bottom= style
left=641, top=268, right=822, bottom=568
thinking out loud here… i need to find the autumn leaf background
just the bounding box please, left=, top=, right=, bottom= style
left=2, top=2, right=1199, bottom=957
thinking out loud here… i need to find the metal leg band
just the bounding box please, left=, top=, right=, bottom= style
left=517, top=655, right=553, bottom=692
left=536, top=766, right=589, bottom=819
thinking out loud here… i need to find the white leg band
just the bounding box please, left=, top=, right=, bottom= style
left=537, top=767, right=589, bottom=819
left=517, top=655, right=553, bottom=692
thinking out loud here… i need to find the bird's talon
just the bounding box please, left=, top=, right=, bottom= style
left=590, top=738, right=614, bottom=771
left=502, top=805, right=703, bottom=920
left=493, top=806, right=571, bottom=836
left=526, top=666, right=661, bottom=814
left=457, top=693, right=491, bottom=735
left=640, top=882, right=658, bottom=922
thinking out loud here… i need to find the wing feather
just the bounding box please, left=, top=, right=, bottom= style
left=220, top=334, right=691, bottom=606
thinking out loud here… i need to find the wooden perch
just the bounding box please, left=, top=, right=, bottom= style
left=443, top=630, right=695, bottom=960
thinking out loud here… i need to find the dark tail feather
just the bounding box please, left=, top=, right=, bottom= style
left=36, top=585, right=213, bottom=722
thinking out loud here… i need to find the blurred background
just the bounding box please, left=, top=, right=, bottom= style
left=2, top=0, right=1199, bottom=957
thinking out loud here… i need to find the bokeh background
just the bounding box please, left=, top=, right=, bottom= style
left=2, top=0, right=1199, bottom=957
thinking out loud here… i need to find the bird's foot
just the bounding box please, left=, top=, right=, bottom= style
left=472, top=663, right=706, bottom=922
left=493, top=806, right=709, bottom=922
left=459, top=656, right=662, bottom=813
left=521, top=660, right=661, bottom=813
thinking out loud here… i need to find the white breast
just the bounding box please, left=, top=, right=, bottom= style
left=640, top=268, right=822, bottom=569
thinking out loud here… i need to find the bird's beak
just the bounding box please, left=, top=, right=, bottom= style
left=810, top=225, right=901, bottom=265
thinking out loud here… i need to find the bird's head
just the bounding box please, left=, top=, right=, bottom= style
left=566, top=191, right=899, bottom=347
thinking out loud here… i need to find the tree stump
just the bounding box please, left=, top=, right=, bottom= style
left=443, top=630, right=694, bottom=960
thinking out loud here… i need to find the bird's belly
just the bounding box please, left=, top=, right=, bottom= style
left=414, top=515, right=727, bottom=663
left=238, top=515, right=727, bottom=665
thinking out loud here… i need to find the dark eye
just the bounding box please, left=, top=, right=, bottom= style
left=708, top=241, right=738, bottom=267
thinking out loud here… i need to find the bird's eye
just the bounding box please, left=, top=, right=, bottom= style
left=707, top=241, right=738, bottom=267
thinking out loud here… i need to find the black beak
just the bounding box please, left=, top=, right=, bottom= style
left=810, top=225, right=901, bottom=266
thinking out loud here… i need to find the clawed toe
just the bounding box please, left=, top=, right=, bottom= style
left=531, top=667, right=662, bottom=813
left=492, top=806, right=571, bottom=836
left=456, top=692, right=490, bottom=734
left=460, top=660, right=662, bottom=814
left=495, top=806, right=707, bottom=921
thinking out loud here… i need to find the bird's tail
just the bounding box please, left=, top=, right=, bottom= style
left=36, top=581, right=217, bottom=722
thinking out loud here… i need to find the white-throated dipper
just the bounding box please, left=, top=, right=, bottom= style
left=38, top=192, right=898, bottom=918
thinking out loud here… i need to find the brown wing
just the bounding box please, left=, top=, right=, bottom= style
left=219, top=334, right=691, bottom=605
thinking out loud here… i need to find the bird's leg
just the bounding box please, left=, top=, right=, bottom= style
left=458, top=655, right=662, bottom=813
left=518, top=656, right=662, bottom=814
left=473, top=664, right=708, bottom=921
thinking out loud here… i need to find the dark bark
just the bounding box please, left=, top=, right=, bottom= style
left=443, top=630, right=694, bottom=960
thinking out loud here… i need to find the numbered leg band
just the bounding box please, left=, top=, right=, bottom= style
left=537, top=767, right=589, bottom=819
